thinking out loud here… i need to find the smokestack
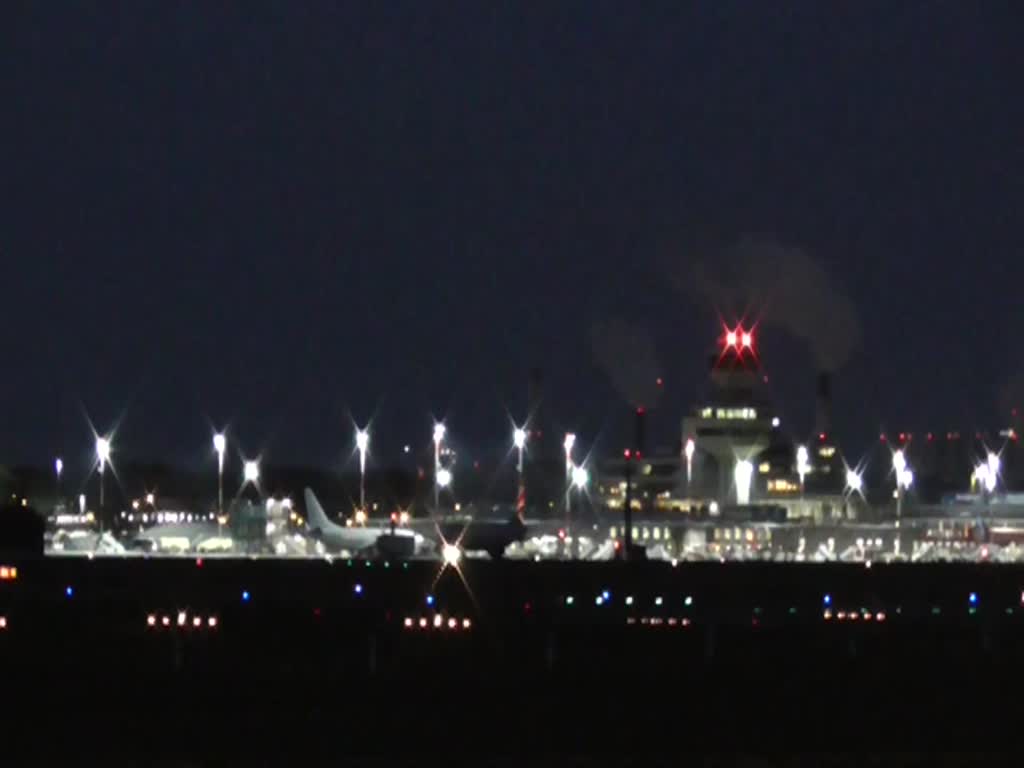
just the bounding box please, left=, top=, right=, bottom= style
left=815, top=372, right=832, bottom=438
left=634, top=407, right=646, bottom=456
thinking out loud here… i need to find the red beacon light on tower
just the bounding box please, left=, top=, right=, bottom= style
left=722, top=324, right=755, bottom=355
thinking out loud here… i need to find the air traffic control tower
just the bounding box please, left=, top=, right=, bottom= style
left=682, top=326, right=777, bottom=504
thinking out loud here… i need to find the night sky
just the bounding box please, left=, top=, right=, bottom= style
left=3, top=2, right=1022, bottom=473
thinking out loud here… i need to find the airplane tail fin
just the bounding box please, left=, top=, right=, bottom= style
left=303, top=488, right=332, bottom=532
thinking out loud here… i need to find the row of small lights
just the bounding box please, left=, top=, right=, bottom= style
left=403, top=615, right=472, bottom=631
left=0, top=566, right=17, bottom=581
left=626, top=617, right=692, bottom=628
left=146, top=612, right=219, bottom=630
left=564, top=593, right=695, bottom=608
left=824, top=610, right=887, bottom=622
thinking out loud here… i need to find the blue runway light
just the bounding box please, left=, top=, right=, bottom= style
left=823, top=594, right=832, bottom=606
left=354, top=583, right=363, bottom=595
left=426, top=595, right=435, bottom=606
left=65, top=586, right=73, bottom=598
left=241, top=590, right=251, bottom=603
left=602, top=590, right=610, bottom=601
left=969, top=592, right=978, bottom=605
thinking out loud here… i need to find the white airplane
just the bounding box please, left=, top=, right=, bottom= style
left=303, top=488, right=428, bottom=556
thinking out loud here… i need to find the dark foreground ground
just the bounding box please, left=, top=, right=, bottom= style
left=3, top=557, right=1024, bottom=763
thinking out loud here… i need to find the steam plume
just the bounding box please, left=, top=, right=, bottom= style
left=590, top=317, right=663, bottom=408
left=687, top=236, right=860, bottom=370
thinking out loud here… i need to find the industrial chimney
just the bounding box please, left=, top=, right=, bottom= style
left=634, top=407, right=647, bottom=457
left=815, top=372, right=832, bottom=438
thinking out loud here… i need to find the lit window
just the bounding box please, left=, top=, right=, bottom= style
left=758, top=462, right=771, bottom=474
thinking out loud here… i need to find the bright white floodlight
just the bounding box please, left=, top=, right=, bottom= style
left=563, top=433, right=576, bottom=456
left=734, top=460, right=754, bottom=505
left=442, top=542, right=461, bottom=566
left=845, top=468, right=863, bottom=494
left=243, top=460, right=260, bottom=484
left=976, top=464, right=996, bottom=494
left=96, top=437, right=111, bottom=466
left=892, top=449, right=906, bottom=475
left=796, top=445, right=809, bottom=488
left=55, top=457, right=64, bottom=478
left=571, top=464, right=589, bottom=489
left=433, top=423, right=446, bottom=445
left=987, top=452, right=1000, bottom=480
left=436, top=468, right=452, bottom=488
left=356, top=427, right=370, bottom=512
left=213, top=432, right=227, bottom=517
left=513, top=427, right=527, bottom=450
left=684, top=438, right=695, bottom=462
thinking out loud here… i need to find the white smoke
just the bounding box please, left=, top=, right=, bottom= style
left=590, top=317, right=663, bottom=408
left=688, top=236, right=860, bottom=370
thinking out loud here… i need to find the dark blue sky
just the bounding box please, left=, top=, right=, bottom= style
left=2, top=2, right=1022, bottom=472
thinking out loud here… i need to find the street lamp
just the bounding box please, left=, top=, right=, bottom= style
left=513, top=426, right=527, bottom=474
left=845, top=468, right=863, bottom=495
left=213, top=432, right=226, bottom=516
left=54, top=457, right=63, bottom=505
left=433, top=422, right=446, bottom=515
left=796, top=445, right=809, bottom=492
left=96, top=436, right=111, bottom=530
left=356, top=426, right=369, bottom=514
left=563, top=433, right=577, bottom=558
left=571, top=464, right=589, bottom=490
left=892, top=449, right=911, bottom=555
left=513, top=425, right=528, bottom=516
left=987, top=452, right=1000, bottom=490
left=684, top=438, right=695, bottom=487
left=436, top=467, right=452, bottom=489
left=244, top=460, right=259, bottom=485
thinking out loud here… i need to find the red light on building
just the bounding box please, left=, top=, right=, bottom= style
left=927, top=433, right=934, bottom=441
left=880, top=434, right=887, bottom=443
left=722, top=323, right=755, bottom=354
left=818, top=432, right=827, bottom=442
left=656, top=377, right=663, bottom=387
left=623, top=449, right=631, bottom=459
